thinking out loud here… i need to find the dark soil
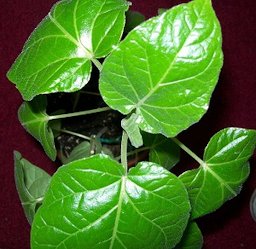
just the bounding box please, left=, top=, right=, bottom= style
left=46, top=73, right=138, bottom=163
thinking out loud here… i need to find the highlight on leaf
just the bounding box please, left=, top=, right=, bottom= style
left=100, top=0, right=223, bottom=138
left=7, top=0, right=129, bottom=100
left=179, top=128, right=256, bottom=219
left=31, top=155, right=191, bottom=249
left=6, top=0, right=256, bottom=248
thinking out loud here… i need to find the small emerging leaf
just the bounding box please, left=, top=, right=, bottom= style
left=180, top=128, right=256, bottom=219
left=175, top=222, right=203, bottom=249
left=121, top=113, right=143, bottom=148
left=7, top=0, right=129, bottom=100
left=100, top=0, right=223, bottom=138
left=31, top=155, right=190, bottom=249
left=14, top=151, right=51, bottom=224
left=143, top=133, right=180, bottom=170
left=18, top=96, right=56, bottom=160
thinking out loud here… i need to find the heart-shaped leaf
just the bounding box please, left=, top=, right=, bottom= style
left=179, top=128, right=256, bottom=219
left=14, top=151, right=51, bottom=224
left=100, top=0, right=223, bottom=138
left=175, top=222, right=203, bottom=249
left=18, top=96, right=56, bottom=160
left=31, top=155, right=191, bottom=249
left=143, top=133, right=180, bottom=170
left=7, top=0, right=129, bottom=100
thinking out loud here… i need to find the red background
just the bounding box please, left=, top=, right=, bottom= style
left=1, top=0, right=256, bottom=248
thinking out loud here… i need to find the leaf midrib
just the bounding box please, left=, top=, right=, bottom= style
left=21, top=117, right=49, bottom=126
left=55, top=205, right=119, bottom=249
left=202, top=163, right=237, bottom=196
left=109, top=176, right=126, bottom=249
left=135, top=1, right=208, bottom=109
left=48, top=13, right=92, bottom=59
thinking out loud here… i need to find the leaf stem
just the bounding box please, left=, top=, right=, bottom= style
left=48, top=107, right=111, bottom=120
left=171, top=137, right=205, bottom=165
left=121, top=131, right=129, bottom=173
left=58, top=129, right=91, bottom=141
left=92, top=58, right=103, bottom=71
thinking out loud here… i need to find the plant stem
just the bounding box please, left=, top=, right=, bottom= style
left=59, top=129, right=91, bottom=141
left=121, top=131, right=129, bottom=173
left=48, top=107, right=111, bottom=120
left=171, top=137, right=205, bottom=165
left=92, top=58, right=103, bottom=71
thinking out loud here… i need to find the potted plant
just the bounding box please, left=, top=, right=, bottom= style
left=7, top=0, right=256, bottom=248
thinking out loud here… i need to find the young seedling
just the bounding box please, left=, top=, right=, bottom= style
left=8, top=0, right=256, bottom=248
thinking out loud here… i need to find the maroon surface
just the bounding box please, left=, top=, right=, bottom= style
left=0, top=0, right=256, bottom=248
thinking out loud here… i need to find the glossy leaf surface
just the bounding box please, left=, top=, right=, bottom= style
left=179, top=128, right=256, bottom=219
left=7, top=0, right=129, bottom=100
left=143, top=133, right=180, bottom=170
left=100, top=0, right=223, bottom=138
left=31, top=155, right=190, bottom=249
left=175, top=222, right=203, bottom=249
left=14, top=152, right=51, bottom=224
left=18, top=96, right=56, bottom=160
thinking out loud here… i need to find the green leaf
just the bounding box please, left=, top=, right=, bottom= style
left=7, top=0, right=129, bottom=101
left=14, top=151, right=51, bottom=224
left=61, top=141, right=92, bottom=164
left=143, top=133, right=180, bottom=170
left=179, top=128, right=256, bottom=219
left=18, top=96, right=56, bottom=160
left=100, top=0, right=223, bottom=138
left=124, top=10, right=145, bottom=33
left=49, top=109, right=65, bottom=138
left=31, top=155, right=191, bottom=249
left=175, top=222, right=203, bottom=249
left=121, top=113, right=143, bottom=148
left=61, top=140, right=113, bottom=164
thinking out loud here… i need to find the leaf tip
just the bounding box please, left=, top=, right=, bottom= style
left=13, top=150, right=22, bottom=162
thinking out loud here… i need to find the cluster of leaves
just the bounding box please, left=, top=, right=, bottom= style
left=8, top=0, right=256, bottom=248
